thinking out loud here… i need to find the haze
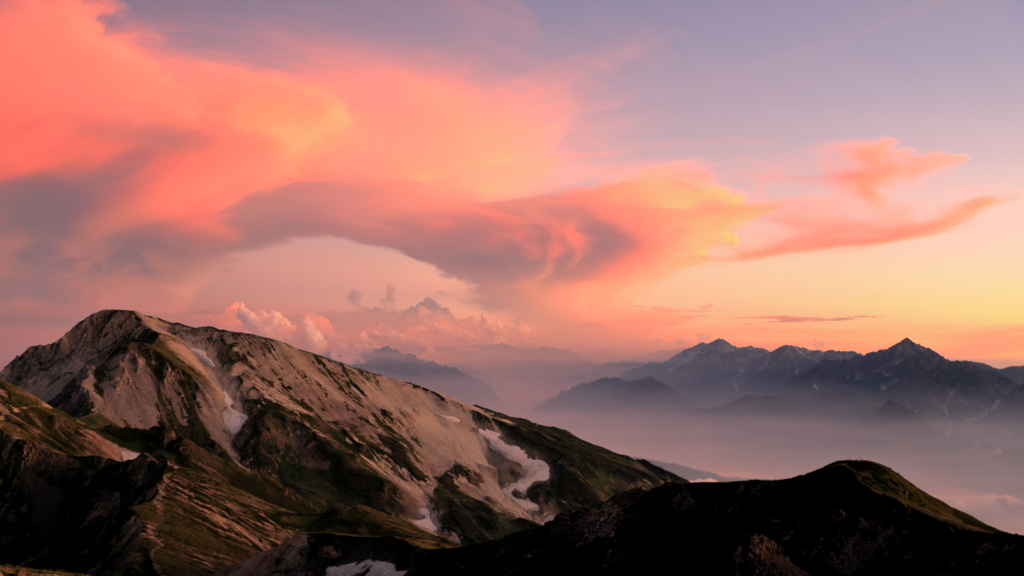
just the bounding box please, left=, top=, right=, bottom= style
left=2, top=0, right=1023, bottom=536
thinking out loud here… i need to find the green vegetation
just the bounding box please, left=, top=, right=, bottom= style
left=215, top=339, right=248, bottom=365
left=274, top=505, right=448, bottom=549
left=0, top=564, right=89, bottom=575
left=236, top=400, right=401, bottom=511
left=129, top=340, right=227, bottom=457
left=829, top=460, right=996, bottom=532
left=431, top=468, right=538, bottom=544
left=0, top=379, right=104, bottom=457
left=132, top=466, right=292, bottom=576
left=473, top=409, right=681, bottom=513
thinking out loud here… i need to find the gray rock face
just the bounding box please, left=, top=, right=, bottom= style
left=1, top=310, right=679, bottom=567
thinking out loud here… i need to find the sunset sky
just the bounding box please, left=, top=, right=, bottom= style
left=2, top=0, right=1022, bottom=367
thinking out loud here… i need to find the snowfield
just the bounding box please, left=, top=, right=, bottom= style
left=221, top=390, right=247, bottom=434
left=411, top=506, right=438, bottom=534
left=325, top=560, right=407, bottom=576
left=478, top=428, right=550, bottom=512
left=191, top=348, right=216, bottom=368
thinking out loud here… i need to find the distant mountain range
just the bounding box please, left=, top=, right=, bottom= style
left=532, top=377, right=689, bottom=414
left=540, top=337, right=1023, bottom=428
left=354, top=346, right=507, bottom=411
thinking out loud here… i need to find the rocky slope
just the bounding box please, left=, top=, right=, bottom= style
left=216, top=460, right=1024, bottom=576
left=0, top=310, right=679, bottom=575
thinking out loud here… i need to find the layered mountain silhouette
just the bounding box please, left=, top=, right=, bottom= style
left=217, top=460, right=1024, bottom=576
left=546, top=337, right=1021, bottom=428
left=532, top=377, right=690, bottom=415
left=621, top=339, right=773, bottom=403
left=0, top=310, right=678, bottom=575
left=789, top=338, right=1018, bottom=422
left=354, top=346, right=507, bottom=411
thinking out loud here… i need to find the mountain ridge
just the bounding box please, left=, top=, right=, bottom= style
left=0, top=310, right=680, bottom=574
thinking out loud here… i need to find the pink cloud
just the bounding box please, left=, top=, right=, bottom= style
left=0, top=2, right=1004, bottom=351
left=742, top=315, right=878, bottom=323
left=212, top=298, right=534, bottom=362
left=821, top=137, right=969, bottom=206
left=222, top=302, right=334, bottom=353
left=730, top=138, right=1005, bottom=261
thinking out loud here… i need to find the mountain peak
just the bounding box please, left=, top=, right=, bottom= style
left=885, top=338, right=943, bottom=360
left=701, top=338, right=737, bottom=355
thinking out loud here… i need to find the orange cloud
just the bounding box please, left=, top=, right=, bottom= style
left=731, top=138, right=1003, bottom=261
left=213, top=298, right=535, bottom=362
left=0, top=0, right=577, bottom=313
left=734, top=195, right=1002, bottom=261
left=0, top=2, right=1003, bottom=348
left=222, top=163, right=770, bottom=312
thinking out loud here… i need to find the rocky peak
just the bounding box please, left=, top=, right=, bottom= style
left=883, top=338, right=944, bottom=362
left=699, top=338, right=737, bottom=357
left=1, top=310, right=679, bottom=552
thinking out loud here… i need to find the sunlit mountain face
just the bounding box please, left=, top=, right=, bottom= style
left=2, top=1, right=1022, bottom=574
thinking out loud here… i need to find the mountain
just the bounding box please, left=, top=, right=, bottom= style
left=354, top=346, right=507, bottom=411
left=697, top=394, right=800, bottom=418
left=867, top=400, right=941, bottom=436
left=621, top=339, right=771, bottom=403
left=736, top=345, right=860, bottom=395
left=1001, top=365, right=1024, bottom=384
left=790, top=338, right=1019, bottom=423
left=645, top=460, right=743, bottom=483
left=568, top=360, right=644, bottom=383
left=0, top=310, right=679, bottom=575
left=531, top=377, right=689, bottom=415
left=216, top=460, right=1024, bottom=576
left=429, top=344, right=597, bottom=413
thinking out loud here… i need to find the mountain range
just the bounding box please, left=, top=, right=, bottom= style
left=539, top=337, right=1023, bottom=429
left=2, top=311, right=1023, bottom=575
left=354, top=346, right=507, bottom=411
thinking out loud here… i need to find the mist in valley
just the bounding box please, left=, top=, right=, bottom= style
left=528, top=406, right=1024, bottom=535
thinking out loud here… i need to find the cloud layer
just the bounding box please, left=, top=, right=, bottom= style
left=0, top=0, right=1004, bottom=355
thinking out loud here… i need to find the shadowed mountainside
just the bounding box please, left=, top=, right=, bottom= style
left=217, top=460, right=1024, bottom=576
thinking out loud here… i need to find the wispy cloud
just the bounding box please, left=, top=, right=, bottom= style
left=729, top=138, right=1005, bottom=261
left=742, top=315, right=878, bottom=324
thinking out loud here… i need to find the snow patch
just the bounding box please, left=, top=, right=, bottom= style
left=119, top=449, right=140, bottom=461
left=411, top=507, right=438, bottom=534
left=434, top=412, right=461, bottom=423
left=221, top=390, right=247, bottom=434
left=478, top=428, right=550, bottom=512
left=325, top=560, right=407, bottom=576
left=191, top=348, right=216, bottom=368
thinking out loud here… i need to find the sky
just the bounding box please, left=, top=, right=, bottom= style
left=2, top=0, right=1023, bottom=367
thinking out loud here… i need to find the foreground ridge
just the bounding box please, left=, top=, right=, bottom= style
left=219, top=460, right=1024, bottom=576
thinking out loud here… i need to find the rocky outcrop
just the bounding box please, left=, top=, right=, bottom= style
left=0, top=434, right=165, bottom=575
